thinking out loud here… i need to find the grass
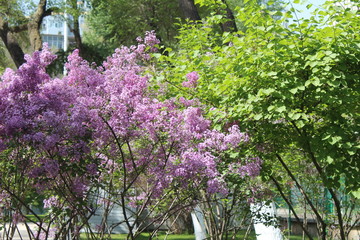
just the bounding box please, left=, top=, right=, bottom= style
left=80, top=230, right=258, bottom=240
left=80, top=232, right=195, bottom=240
left=80, top=231, right=317, bottom=240
left=25, top=214, right=46, bottom=222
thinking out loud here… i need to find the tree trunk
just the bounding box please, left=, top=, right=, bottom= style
left=220, top=0, right=237, bottom=32
left=28, top=0, right=49, bottom=51
left=178, top=0, right=201, bottom=21
left=0, top=24, right=25, bottom=68
left=71, top=17, right=84, bottom=55
left=28, top=22, right=43, bottom=51
left=67, top=0, right=84, bottom=56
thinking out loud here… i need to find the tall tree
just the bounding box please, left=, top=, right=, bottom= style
left=0, top=0, right=56, bottom=68
left=86, top=0, right=182, bottom=53
left=61, top=0, right=88, bottom=56
left=179, top=0, right=201, bottom=21
left=156, top=0, right=360, bottom=239
left=0, top=0, right=27, bottom=68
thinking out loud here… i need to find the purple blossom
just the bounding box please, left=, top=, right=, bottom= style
left=136, top=36, right=143, bottom=43
left=0, top=31, right=261, bottom=227
left=35, top=227, right=57, bottom=240
left=12, top=211, right=24, bottom=225
left=229, top=157, right=263, bottom=178
left=0, top=191, right=10, bottom=208
left=86, top=163, right=98, bottom=175
left=43, top=196, right=60, bottom=209
left=182, top=71, right=199, bottom=88
left=224, top=125, right=249, bottom=145
left=207, top=178, right=228, bottom=195
left=72, top=177, right=88, bottom=198
left=144, top=30, right=160, bottom=52
left=43, top=158, right=60, bottom=178
left=184, top=107, right=210, bottom=135
left=129, top=192, right=147, bottom=208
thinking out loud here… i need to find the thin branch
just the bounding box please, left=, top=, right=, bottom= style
left=270, top=175, right=314, bottom=240
left=275, top=153, right=326, bottom=233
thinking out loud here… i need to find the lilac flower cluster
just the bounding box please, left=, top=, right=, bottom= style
left=43, top=196, right=60, bottom=209
left=0, top=191, right=10, bottom=208
left=12, top=211, right=24, bottom=225
left=182, top=71, right=199, bottom=88
left=0, top=31, right=262, bottom=234
left=228, top=157, right=263, bottom=178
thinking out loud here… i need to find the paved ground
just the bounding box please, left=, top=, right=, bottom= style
left=0, top=223, right=39, bottom=240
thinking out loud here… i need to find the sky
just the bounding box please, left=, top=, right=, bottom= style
left=291, top=0, right=327, bottom=19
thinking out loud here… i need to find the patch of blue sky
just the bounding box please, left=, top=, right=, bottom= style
left=290, top=0, right=327, bottom=20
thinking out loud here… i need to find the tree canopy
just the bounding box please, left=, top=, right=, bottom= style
left=155, top=0, right=360, bottom=239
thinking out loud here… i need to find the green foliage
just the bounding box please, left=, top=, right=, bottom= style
left=155, top=2, right=360, bottom=238
left=0, top=0, right=28, bottom=24
left=158, top=0, right=360, bottom=194
left=85, top=0, right=182, bottom=53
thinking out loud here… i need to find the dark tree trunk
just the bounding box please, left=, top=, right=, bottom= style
left=220, top=0, right=237, bottom=32
left=71, top=17, right=84, bottom=55
left=68, top=0, right=84, bottom=56
left=28, top=22, right=43, bottom=51
left=178, top=0, right=201, bottom=21
left=0, top=20, right=25, bottom=68
left=6, top=33, right=26, bottom=68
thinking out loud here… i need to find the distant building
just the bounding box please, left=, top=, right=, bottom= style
left=41, top=17, right=69, bottom=49
left=40, top=2, right=87, bottom=50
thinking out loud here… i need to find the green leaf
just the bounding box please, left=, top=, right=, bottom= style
left=330, top=136, right=342, bottom=145
left=298, top=85, right=305, bottom=91
left=267, top=71, right=277, bottom=76
left=326, top=156, right=334, bottom=164
left=322, top=134, right=331, bottom=140
left=351, top=189, right=360, bottom=199
left=347, top=150, right=356, bottom=155
left=267, top=105, right=275, bottom=111
left=289, top=88, right=298, bottom=94
left=276, top=106, right=286, bottom=113
left=289, top=112, right=301, bottom=120
left=262, top=88, right=275, bottom=95
left=312, top=77, right=321, bottom=86
left=253, top=114, right=263, bottom=120
left=297, top=120, right=305, bottom=128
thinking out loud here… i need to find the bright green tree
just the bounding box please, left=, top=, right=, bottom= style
left=155, top=1, right=360, bottom=239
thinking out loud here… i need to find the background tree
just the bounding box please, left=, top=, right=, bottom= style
left=85, top=0, right=182, bottom=55
left=0, top=0, right=57, bottom=68
left=85, top=0, right=247, bottom=59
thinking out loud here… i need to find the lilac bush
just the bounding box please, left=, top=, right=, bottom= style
left=0, top=32, right=262, bottom=239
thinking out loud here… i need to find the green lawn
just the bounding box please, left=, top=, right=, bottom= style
left=80, top=231, right=316, bottom=240
left=25, top=214, right=46, bottom=222
left=80, top=232, right=195, bottom=240
left=80, top=231, right=255, bottom=240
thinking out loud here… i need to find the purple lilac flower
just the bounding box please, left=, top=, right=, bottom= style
left=43, top=196, right=60, bottom=209
left=229, top=157, right=263, bottom=178
left=182, top=71, right=199, bottom=88
left=0, top=191, right=10, bottom=208
left=144, top=30, right=160, bottom=51
left=12, top=211, right=24, bottom=224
